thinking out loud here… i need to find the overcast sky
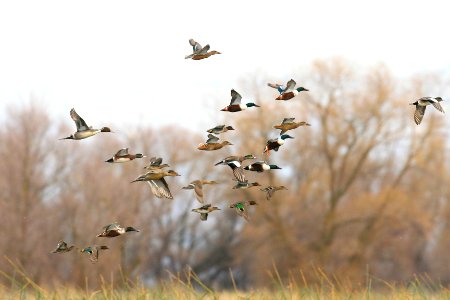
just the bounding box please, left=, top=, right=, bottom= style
left=0, top=0, right=449, bottom=131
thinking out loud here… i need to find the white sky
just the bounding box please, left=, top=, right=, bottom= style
left=0, top=0, right=449, bottom=131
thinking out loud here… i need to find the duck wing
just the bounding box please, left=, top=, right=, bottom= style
left=198, top=44, right=210, bottom=54
left=150, top=157, right=163, bottom=166
left=414, top=105, right=426, bottom=125
left=431, top=101, right=444, bottom=113
left=282, top=118, right=295, bottom=124
left=115, top=148, right=129, bottom=156
left=227, top=161, right=246, bottom=182
left=194, top=183, right=204, bottom=203
left=284, top=79, right=296, bottom=93
left=206, top=134, right=219, bottom=144
left=70, top=108, right=89, bottom=132
left=189, top=39, right=202, bottom=53
left=230, top=89, right=242, bottom=105
left=149, top=178, right=173, bottom=199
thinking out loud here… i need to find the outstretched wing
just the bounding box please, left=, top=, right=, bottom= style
left=189, top=39, right=202, bottom=53
left=194, top=183, right=204, bottom=203
left=150, top=157, right=163, bottom=166
left=282, top=118, right=295, bottom=124
left=230, top=89, right=242, bottom=105
left=414, top=105, right=426, bottom=125
left=284, top=79, right=296, bottom=93
left=431, top=101, right=444, bottom=113
left=206, top=134, right=219, bottom=144
left=227, top=161, right=246, bottom=182
left=148, top=178, right=173, bottom=199
left=116, top=148, right=129, bottom=156
left=70, top=108, right=89, bottom=132
left=200, top=213, right=208, bottom=221
left=198, top=44, right=210, bottom=55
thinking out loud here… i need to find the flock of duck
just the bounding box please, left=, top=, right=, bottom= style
left=51, top=39, right=445, bottom=263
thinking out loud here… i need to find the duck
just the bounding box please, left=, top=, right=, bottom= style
left=60, top=108, right=111, bottom=140
left=263, top=134, right=294, bottom=156
left=244, top=161, right=282, bottom=172
left=105, top=148, right=145, bottom=163
left=270, top=79, right=308, bottom=101
left=51, top=240, right=75, bottom=254
left=260, top=186, right=288, bottom=200
left=221, top=89, right=260, bottom=112
left=131, top=169, right=180, bottom=199
left=96, top=223, right=140, bottom=238
left=215, top=155, right=256, bottom=182
left=197, top=134, right=233, bottom=151
left=232, top=180, right=261, bottom=189
left=229, top=200, right=257, bottom=221
left=192, top=204, right=221, bottom=221
left=207, top=125, right=235, bottom=134
left=144, top=157, right=170, bottom=170
left=410, top=97, right=444, bottom=125
left=80, top=245, right=109, bottom=263
left=182, top=180, right=218, bottom=204
left=274, top=118, right=311, bottom=134
left=185, top=39, right=221, bottom=60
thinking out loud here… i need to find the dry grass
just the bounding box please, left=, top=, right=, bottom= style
left=0, top=259, right=449, bottom=299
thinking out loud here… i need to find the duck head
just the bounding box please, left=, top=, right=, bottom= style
left=125, top=226, right=140, bottom=233
left=280, top=134, right=294, bottom=140
left=269, top=164, right=282, bottom=170
left=166, top=170, right=181, bottom=176
left=243, top=154, right=256, bottom=160
left=105, top=157, right=114, bottom=163
left=246, top=103, right=260, bottom=108
left=135, top=154, right=145, bottom=158
left=101, top=127, right=111, bottom=133
left=296, top=87, right=309, bottom=92
left=222, top=141, right=233, bottom=146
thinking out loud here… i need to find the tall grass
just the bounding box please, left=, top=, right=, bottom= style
left=0, top=257, right=449, bottom=299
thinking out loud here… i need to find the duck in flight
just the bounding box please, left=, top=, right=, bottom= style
left=132, top=169, right=180, bottom=199
left=192, top=204, right=221, bottom=221
left=207, top=125, right=235, bottom=134
left=229, top=200, right=257, bottom=221
left=144, top=157, right=170, bottom=170
left=60, top=108, right=111, bottom=140
left=215, top=154, right=256, bottom=182
left=244, top=161, right=282, bottom=172
left=274, top=118, right=310, bottom=135
left=105, top=148, right=145, bottom=163
left=260, top=186, right=288, bottom=200
left=182, top=180, right=218, bottom=204
left=96, top=223, right=140, bottom=238
left=263, top=134, right=294, bottom=156
left=80, top=245, right=109, bottom=263
left=51, top=240, right=76, bottom=254
left=410, top=97, right=444, bottom=125
left=268, top=79, right=308, bottom=101
left=185, top=39, right=221, bottom=60
left=220, top=89, right=260, bottom=112
left=197, top=134, right=233, bottom=151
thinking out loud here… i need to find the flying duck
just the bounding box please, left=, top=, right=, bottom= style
left=263, top=134, right=294, bottom=156
left=207, top=125, right=235, bottom=134
left=229, top=200, right=257, bottom=221
left=215, top=155, right=256, bottom=182
left=185, top=39, right=221, bottom=60
left=144, top=157, right=170, bottom=170
left=197, top=134, right=233, bottom=151
left=51, top=240, right=75, bottom=254
left=96, top=223, right=140, bottom=238
left=232, top=180, right=261, bottom=189
left=260, top=186, right=288, bottom=200
left=182, top=180, right=218, bottom=204
left=220, top=89, right=260, bottom=112
left=192, top=204, right=221, bottom=221
left=60, top=108, right=111, bottom=140
left=270, top=79, right=308, bottom=101
left=410, top=97, right=444, bottom=125
left=105, top=148, right=145, bottom=163
left=131, top=169, right=180, bottom=199
left=274, top=118, right=311, bottom=134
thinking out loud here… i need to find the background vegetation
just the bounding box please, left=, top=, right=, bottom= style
left=1, top=59, right=449, bottom=297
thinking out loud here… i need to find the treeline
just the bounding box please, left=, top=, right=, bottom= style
left=0, top=59, right=449, bottom=289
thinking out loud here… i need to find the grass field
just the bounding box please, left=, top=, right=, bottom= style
left=1, top=262, right=449, bottom=300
